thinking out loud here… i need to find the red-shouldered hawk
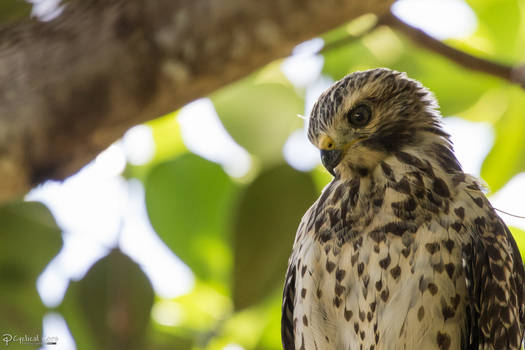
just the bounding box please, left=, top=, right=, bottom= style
left=282, top=68, right=525, bottom=350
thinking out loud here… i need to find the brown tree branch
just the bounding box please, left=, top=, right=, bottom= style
left=382, top=12, right=525, bottom=89
left=0, top=0, right=394, bottom=202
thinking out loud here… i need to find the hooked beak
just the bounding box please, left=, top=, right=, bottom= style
left=321, top=149, right=342, bottom=176
left=318, top=134, right=361, bottom=176
left=318, top=134, right=342, bottom=177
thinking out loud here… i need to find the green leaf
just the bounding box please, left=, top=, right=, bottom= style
left=458, top=88, right=509, bottom=123
left=145, top=154, right=238, bottom=289
left=0, top=201, right=62, bottom=336
left=61, top=249, right=154, bottom=350
left=152, top=281, right=232, bottom=335
left=148, top=112, right=187, bottom=164
left=391, top=43, right=502, bottom=116
left=311, top=165, right=333, bottom=194
left=204, top=293, right=280, bottom=350
left=481, top=87, right=525, bottom=193
left=254, top=292, right=284, bottom=350
left=465, top=0, right=524, bottom=61
left=212, top=81, right=304, bottom=166
left=147, top=328, right=194, bottom=350
left=232, top=164, right=317, bottom=310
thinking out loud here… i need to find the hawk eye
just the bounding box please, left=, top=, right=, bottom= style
left=347, top=104, right=371, bottom=127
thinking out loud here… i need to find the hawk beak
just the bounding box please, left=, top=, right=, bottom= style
left=320, top=149, right=343, bottom=176
left=318, top=135, right=342, bottom=176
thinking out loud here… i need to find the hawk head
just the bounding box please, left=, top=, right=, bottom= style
left=308, top=68, right=451, bottom=177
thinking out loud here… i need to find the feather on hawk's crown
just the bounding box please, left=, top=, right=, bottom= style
left=307, top=68, right=442, bottom=151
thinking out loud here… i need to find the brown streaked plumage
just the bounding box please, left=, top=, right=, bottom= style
left=282, top=68, right=525, bottom=350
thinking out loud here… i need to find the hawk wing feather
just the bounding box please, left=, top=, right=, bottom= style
left=282, top=263, right=296, bottom=350
left=463, top=240, right=480, bottom=350
left=465, top=216, right=525, bottom=349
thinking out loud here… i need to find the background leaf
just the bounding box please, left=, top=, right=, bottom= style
left=465, top=0, right=524, bottom=61
left=61, top=250, right=154, bottom=350
left=212, top=81, right=304, bottom=167
left=481, top=87, right=525, bottom=193
left=509, top=227, right=525, bottom=261
left=0, top=201, right=62, bottom=340
left=147, top=328, right=194, bottom=350
left=232, top=164, right=317, bottom=310
left=145, top=154, right=238, bottom=290
left=158, top=281, right=232, bottom=336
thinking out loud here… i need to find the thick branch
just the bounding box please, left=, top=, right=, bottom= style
left=0, top=0, right=394, bottom=202
left=383, top=12, right=525, bottom=89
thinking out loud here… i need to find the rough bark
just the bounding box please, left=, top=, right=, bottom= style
left=0, top=0, right=394, bottom=202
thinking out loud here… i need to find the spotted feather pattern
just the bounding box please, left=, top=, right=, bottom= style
left=282, top=68, right=525, bottom=350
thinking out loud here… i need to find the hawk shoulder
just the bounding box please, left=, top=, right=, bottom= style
left=282, top=204, right=316, bottom=350
left=460, top=182, right=525, bottom=349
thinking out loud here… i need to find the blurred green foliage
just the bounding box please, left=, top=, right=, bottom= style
left=146, top=154, right=238, bottom=291
left=481, top=87, right=525, bottom=190
left=0, top=202, right=61, bottom=349
left=1, top=0, right=525, bottom=349
left=0, top=0, right=31, bottom=23
left=61, top=250, right=154, bottom=350
left=212, top=79, right=304, bottom=167
left=232, top=165, right=317, bottom=311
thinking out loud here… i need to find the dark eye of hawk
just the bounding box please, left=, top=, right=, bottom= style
left=346, top=104, right=371, bottom=127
